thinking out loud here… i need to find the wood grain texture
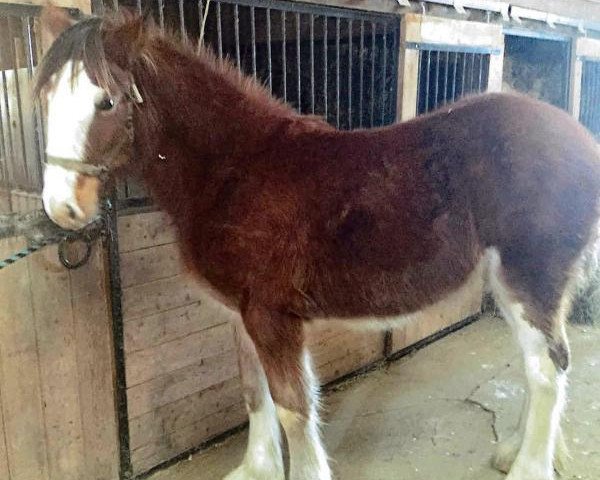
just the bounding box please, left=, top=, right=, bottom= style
left=28, top=246, right=85, bottom=480
left=129, top=377, right=243, bottom=450
left=120, top=242, right=183, bottom=288
left=124, top=300, right=232, bottom=353
left=122, top=273, right=207, bottom=320
left=126, top=322, right=236, bottom=386
left=126, top=352, right=240, bottom=419
left=131, top=401, right=247, bottom=476
left=69, top=244, right=119, bottom=480
left=0, top=237, right=49, bottom=480
left=118, top=211, right=177, bottom=253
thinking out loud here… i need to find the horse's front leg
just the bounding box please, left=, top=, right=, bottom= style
left=224, top=316, right=285, bottom=480
left=243, top=303, right=331, bottom=480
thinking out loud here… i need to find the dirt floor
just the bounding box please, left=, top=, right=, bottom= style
left=148, top=315, right=600, bottom=480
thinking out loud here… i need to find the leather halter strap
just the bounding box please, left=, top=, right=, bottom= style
left=45, top=155, right=109, bottom=177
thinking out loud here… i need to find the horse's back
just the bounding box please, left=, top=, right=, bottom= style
left=438, top=93, right=600, bottom=313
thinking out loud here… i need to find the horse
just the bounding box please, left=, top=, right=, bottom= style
left=35, top=9, right=600, bottom=480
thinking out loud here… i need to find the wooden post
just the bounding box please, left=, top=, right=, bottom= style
left=395, top=13, right=504, bottom=121
left=572, top=37, right=600, bottom=120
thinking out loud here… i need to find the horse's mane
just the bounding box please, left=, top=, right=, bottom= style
left=34, top=15, right=112, bottom=95
left=34, top=11, right=300, bottom=121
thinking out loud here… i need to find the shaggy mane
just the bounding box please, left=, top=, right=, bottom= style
left=34, top=11, right=304, bottom=122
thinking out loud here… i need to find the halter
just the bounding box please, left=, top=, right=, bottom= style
left=44, top=81, right=143, bottom=178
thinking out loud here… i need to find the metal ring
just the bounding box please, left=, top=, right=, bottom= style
left=58, top=234, right=93, bottom=270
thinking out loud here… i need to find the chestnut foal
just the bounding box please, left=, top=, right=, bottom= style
left=37, top=11, right=600, bottom=480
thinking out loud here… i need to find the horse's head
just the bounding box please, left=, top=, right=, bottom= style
left=36, top=8, right=145, bottom=229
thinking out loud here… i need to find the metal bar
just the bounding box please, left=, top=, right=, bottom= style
left=1, top=71, right=15, bottom=177
left=282, top=10, right=287, bottom=103
left=158, top=0, right=165, bottom=30
left=324, top=17, right=328, bottom=121
left=234, top=4, right=241, bottom=68
left=335, top=17, right=340, bottom=128
left=451, top=51, right=458, bottom=101
left=0, top=90, right=8, bottom=191
left=370, top=22, right=375, bottom=127
left=434, top=50, right=440, bottom=109
left=416, top=50, right=422, bottom=114
left=214, top=0, right=397, bottom=23
left=389, top=23, right=399, bottom=122
left=381, top=22, right=387, bottom=125
left=296, top=12, right=301, bottom=110
left=478, top=54, right=484, bottom=92
left=136, top=0, right=142, bottom=14
left=23, top=15, right=44, bottom=188
left=443, top=50, right=449, bottom=105
left=8, top=18, right=30, bottom=188
left=359, top=20, right=364, bottom=127
left=461, top=52, right=467, bottom=94
left=104, top=194, right=133, bottom=480
left=405, top=42, right=501, bottom=55
left=469, top=53, right=476, bottom=91
left=348, top=19, right=352, bottom=129
left=266, top=8, right=272, bottom=93
left=251, top=7, right=257, bottom=78
left=179, top=0, right=186, bottom=37
left=424, top=50, right=431, bottom=113
left=310, top=14, right=315, bottom=114
left=217, top=1, right=223, bottom=58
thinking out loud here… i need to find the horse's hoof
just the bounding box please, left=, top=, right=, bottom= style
left=504, top=458, right=555, bottom=480
left=492, top=435, right=520, bottom=473
left=223, top=464, right=284, bottom=480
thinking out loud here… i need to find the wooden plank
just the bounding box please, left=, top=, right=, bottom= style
left=118, top=211, right=177, bottom=253
left=28, top=245, right=85, bottom=480
left=127, top=352, right=239, bottom=418
left=129, top=377, right=243, bottom=450
left=391, top=264, right=484, bottom=353
left=1, top=0, right=92, bottom=14
left=0, top=237, right=49, bottom=480
left=488, top=47, right=505, bottom=93
left=126, top=322, right=235, bottom=386
left=120, top=242, right=183, bottom=288
left=404, top=13, right=504, bottom=48
left=122, top=273, right=208, bottom=320
left=307, top=328, right=383, bottom=382
left=577, top=37, right=600, bottom=58
left=124, top=299, right=234, bottom=353
left=131, top=401, right=247, bottom=476
left=69, top=244, right=120, bottom=480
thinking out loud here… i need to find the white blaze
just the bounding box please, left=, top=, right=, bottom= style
left=45, top=60, right=104, bottom=160
left=43, top=61, right=104, bottom=229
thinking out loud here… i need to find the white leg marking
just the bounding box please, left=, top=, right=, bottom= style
left=276, top=352, right=331, bottom=480
left=225, top=318, right=284, bottom=480
left=488, top=249, right=567, bottom=480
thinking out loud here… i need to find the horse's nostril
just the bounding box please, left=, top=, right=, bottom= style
left=66, top=203, right=77, bottom=220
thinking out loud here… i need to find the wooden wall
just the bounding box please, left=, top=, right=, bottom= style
left=0, top=197, right=119, bottom=480
left=118, top=210, right=386, bottom=475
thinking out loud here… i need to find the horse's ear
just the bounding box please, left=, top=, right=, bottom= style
left=40, top=6, right=76, bottom=45
left=109, top=16, right=147, bottom=66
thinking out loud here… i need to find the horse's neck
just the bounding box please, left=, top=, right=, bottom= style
left=131, top=41, right=291, bottom=218
left=135, top=42, right=291, bottom=157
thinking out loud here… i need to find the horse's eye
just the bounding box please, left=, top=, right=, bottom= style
left=96, top=97, right=115, bottom=111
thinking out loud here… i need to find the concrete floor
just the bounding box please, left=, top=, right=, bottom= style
left=149, top=315, right=600, bottom=480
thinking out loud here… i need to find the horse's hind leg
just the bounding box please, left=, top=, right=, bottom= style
left=489, top=251, right=571, bottom=480
left=243, top=303, right=331, bottom=480
left=224, top=316, right=284, bottom=480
